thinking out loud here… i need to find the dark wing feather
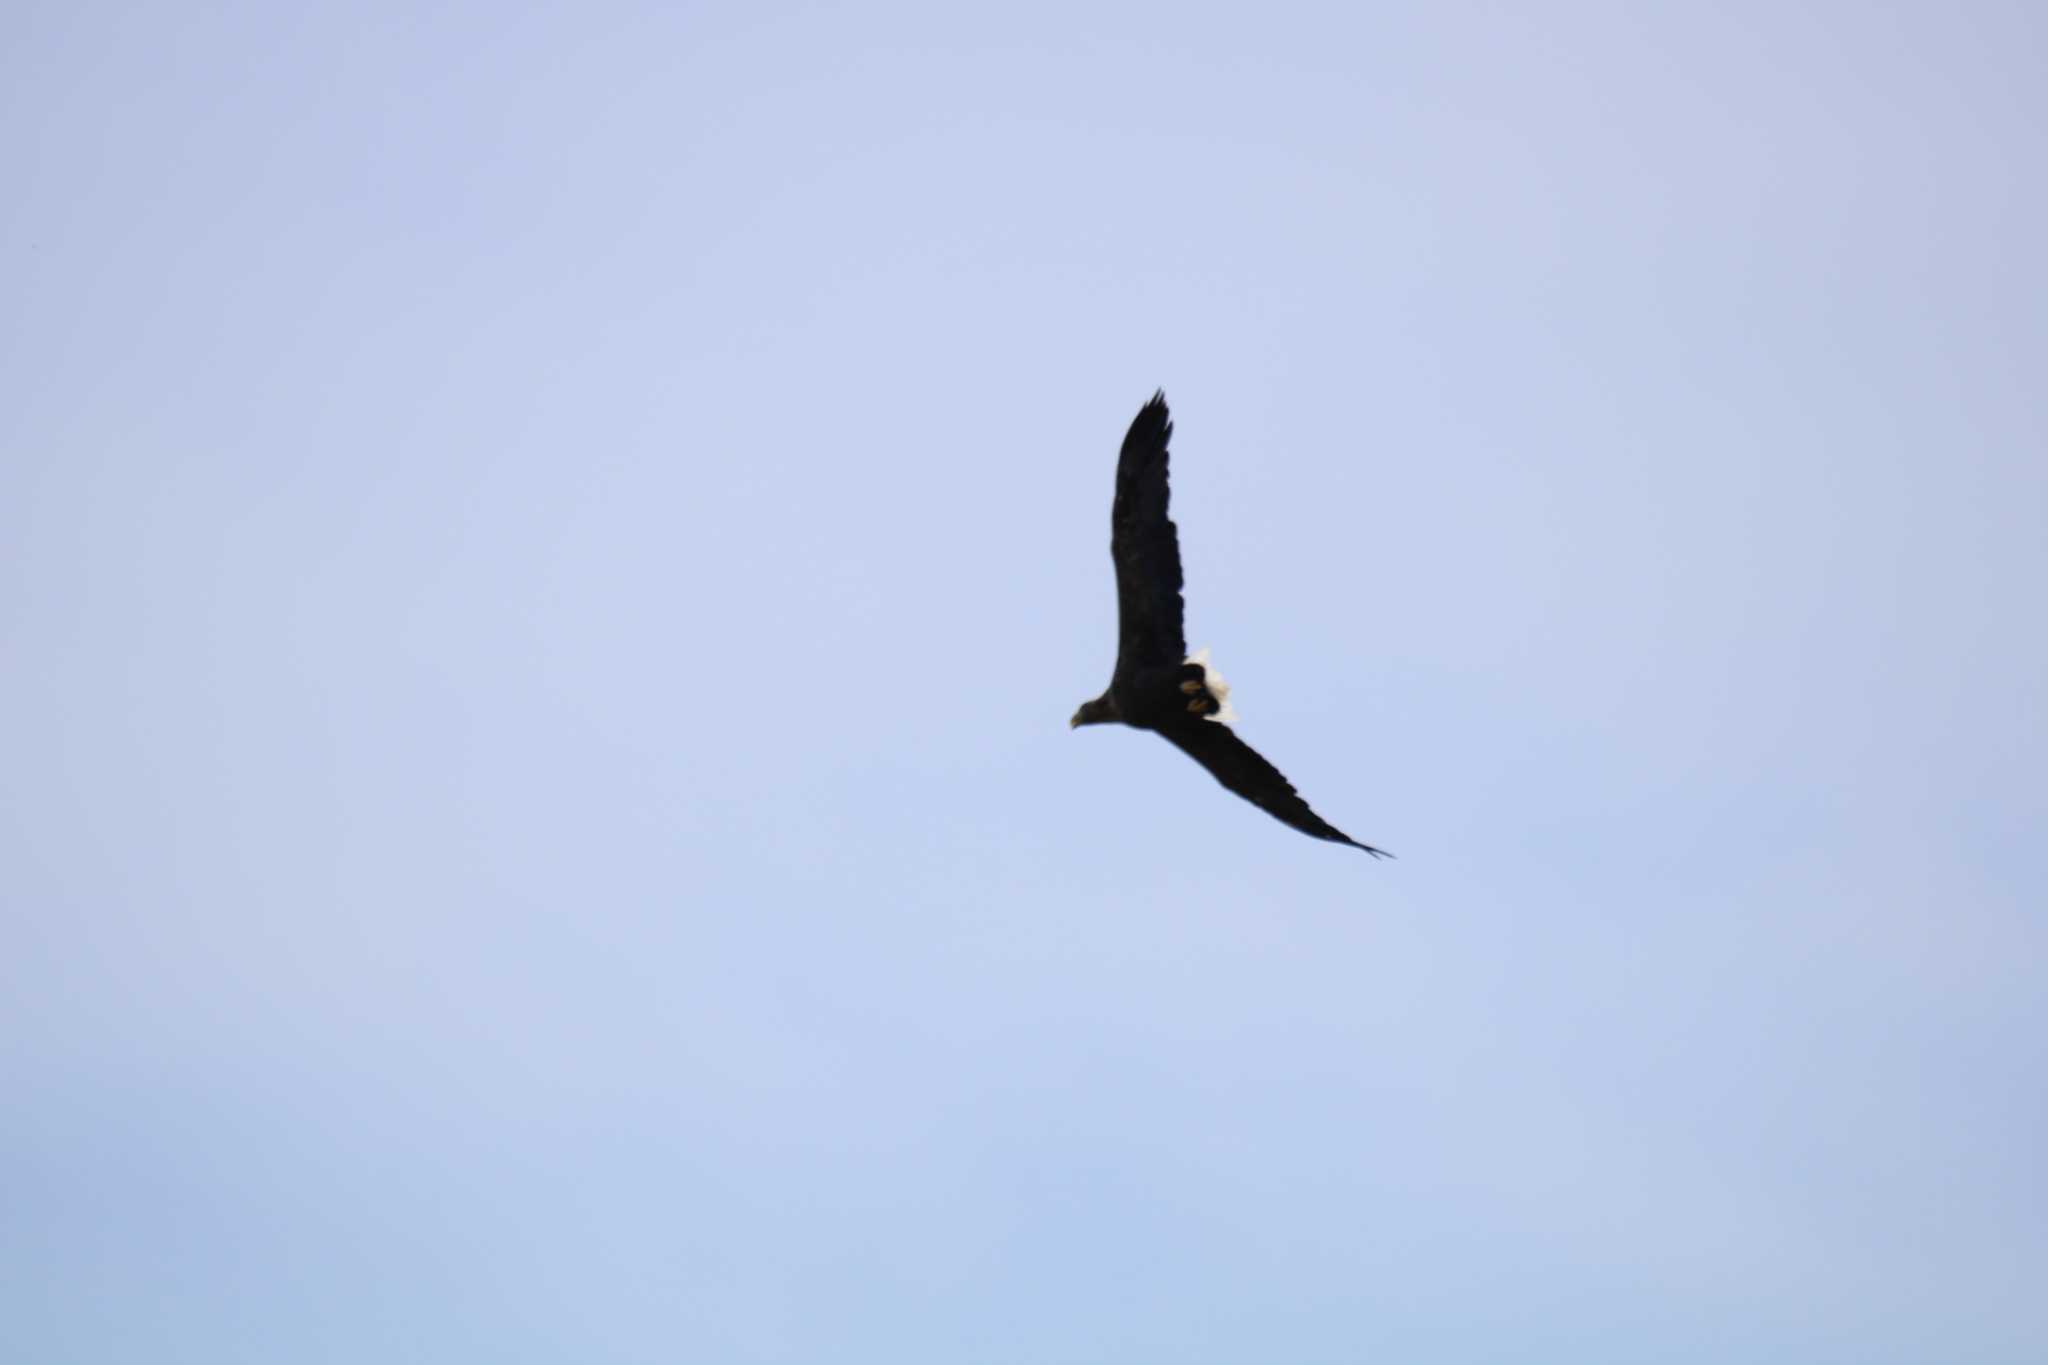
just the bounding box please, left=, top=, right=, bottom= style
left=1161, top=719, right=1391, bottom=857
left=1110, top=392, right=1187, bottom=677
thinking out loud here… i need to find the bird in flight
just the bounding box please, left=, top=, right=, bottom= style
left=1071, top=393, right=1390, bottom=857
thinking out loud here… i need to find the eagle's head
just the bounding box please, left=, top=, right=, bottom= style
left=1070, top=695, right=1119, bottom=728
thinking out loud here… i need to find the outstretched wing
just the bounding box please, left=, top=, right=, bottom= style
left=1110, top=392, right=1187, bottom=678
left=1160, top=719, right=1391, bottom=856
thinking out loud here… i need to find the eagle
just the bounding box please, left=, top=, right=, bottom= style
left=1071, top=393, right=1390, bottom=857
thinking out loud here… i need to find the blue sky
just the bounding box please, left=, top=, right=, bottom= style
left=4, top=3, right=2044, bottom=1361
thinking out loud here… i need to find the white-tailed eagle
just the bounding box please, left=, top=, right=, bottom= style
left=1071, top=393, right=1390, bottom=857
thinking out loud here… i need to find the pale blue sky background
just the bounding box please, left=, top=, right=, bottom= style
left=4, top=3, right=2044, bottom=1361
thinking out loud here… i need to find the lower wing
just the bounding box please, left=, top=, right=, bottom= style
left=1160, top=720, right=1391, bottom=857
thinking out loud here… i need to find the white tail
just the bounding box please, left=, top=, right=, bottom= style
left=1186, top=646, right=1239, bottom=726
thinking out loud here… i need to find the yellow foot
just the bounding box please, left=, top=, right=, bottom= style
left=1187, top=697, right=1210, bottom=713
left=1180, top=679, right=1204, bottom=694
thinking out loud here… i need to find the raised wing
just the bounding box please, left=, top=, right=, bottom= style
left=1110, top=393, right=1187, bottom=677
left=1161, top=718, right=1390, bottom=856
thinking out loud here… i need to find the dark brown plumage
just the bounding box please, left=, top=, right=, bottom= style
left=1071, top=393, right=1390, bottom=857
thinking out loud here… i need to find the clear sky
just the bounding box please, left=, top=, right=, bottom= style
left=4, top=3, right=2044, bottom=1361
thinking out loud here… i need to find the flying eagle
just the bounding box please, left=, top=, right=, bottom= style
left=1071, top=393, right=1390, bottom=857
